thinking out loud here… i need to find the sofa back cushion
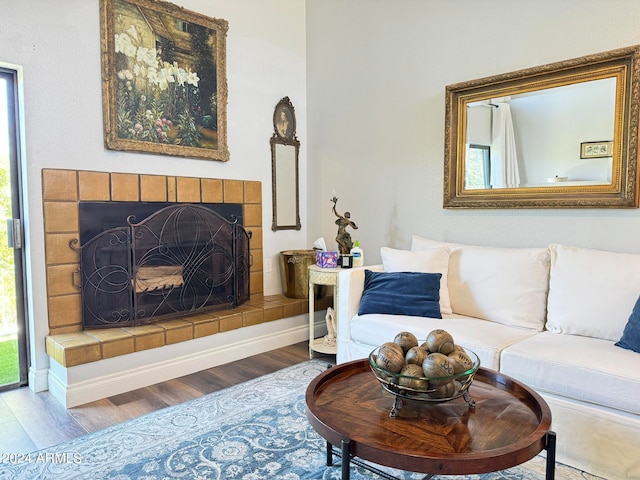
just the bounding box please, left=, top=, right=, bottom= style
left=412, top=235, right=463, bottom=252
left=547, top=244, right=640, bottom=341
left=411, top=235, right=550, bottom=331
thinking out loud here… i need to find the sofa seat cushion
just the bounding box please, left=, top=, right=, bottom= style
left=500, top=331, right=640, bottom=416
left=349, top=313, right=538, bottom=370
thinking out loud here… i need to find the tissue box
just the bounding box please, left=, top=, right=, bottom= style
left=315, top=251, right=339, bottom=268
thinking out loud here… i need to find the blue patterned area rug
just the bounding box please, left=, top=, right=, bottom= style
left=0, top=360, right=602, bottom=480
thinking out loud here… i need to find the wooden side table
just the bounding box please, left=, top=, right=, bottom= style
left=308, top=265, right=341, bottom=358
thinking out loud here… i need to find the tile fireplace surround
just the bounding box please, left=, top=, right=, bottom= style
left=42, top=169, right=324, bottom=369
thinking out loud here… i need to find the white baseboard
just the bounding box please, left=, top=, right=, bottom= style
left=48, top=316, right=324, bottom=408
left=28, top=366, right=49, bottom=393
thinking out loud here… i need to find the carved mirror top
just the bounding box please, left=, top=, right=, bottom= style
left=273, top=96, right=297, bottom=142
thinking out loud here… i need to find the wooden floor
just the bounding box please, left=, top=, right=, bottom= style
left=0, top=341, right=334, bottom=454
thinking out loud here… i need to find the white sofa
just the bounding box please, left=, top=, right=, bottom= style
left=336, top=236, right=640, bottom=480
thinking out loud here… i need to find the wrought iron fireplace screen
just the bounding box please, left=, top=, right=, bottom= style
left=72, top=202, right=251, bottom=329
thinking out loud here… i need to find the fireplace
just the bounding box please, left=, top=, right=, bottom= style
left=73, top=201, right=251, bottom=329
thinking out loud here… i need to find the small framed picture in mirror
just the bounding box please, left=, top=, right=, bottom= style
left=580, top=140, right=614, bottom=159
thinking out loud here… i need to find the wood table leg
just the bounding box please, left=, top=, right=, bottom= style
left=545, top=431, right=556, bottom=480
left=326, top=441, right=333, bottom=466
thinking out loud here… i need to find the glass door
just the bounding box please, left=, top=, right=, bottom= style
left=0, top=66, right=28, bottom=391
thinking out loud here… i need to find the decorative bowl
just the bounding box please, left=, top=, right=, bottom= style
left=368, top=346, right=480, bottom=417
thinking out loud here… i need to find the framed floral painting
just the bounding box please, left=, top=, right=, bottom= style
left=100, top=0, right=229, bottom=161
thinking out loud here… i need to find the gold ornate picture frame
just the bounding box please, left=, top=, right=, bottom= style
left=100, top=0, right=229, bottom=161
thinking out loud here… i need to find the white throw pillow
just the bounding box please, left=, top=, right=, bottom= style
left=547, top=244, right=640, bottom=341
left=411, top=234, right=463, bottom=252
left=380, top=246, right=452, bottom=314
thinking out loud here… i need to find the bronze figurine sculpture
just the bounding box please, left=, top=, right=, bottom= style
left=331, top=196, right=358, bottom=254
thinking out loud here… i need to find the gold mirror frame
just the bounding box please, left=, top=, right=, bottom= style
left=271, top=97, right=301, bottom=231
left=444, top=45, right=640, bottom=208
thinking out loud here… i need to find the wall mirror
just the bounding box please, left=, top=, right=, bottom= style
left=444, top=45, right=640, bottom=208
left=271, top=97, right=301, bottom=230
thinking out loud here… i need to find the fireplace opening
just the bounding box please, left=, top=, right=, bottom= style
left=72, top=202, right=251, bottom=329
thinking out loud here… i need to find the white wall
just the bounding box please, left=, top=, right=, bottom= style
left=1, top=0, right=308, bottom=389
left=306, top=0, right=640, bottom=262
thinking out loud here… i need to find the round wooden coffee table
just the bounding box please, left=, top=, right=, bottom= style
left=306, top=359, right=555, bottom=480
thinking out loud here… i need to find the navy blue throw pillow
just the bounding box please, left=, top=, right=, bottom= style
left=358, top=270, right=442, bottom=318
left=616, top=294, right=640, bottom=354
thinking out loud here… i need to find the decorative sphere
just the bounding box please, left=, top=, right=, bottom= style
left=399, top=364, right=428, bottom=390
left=376, top=344, right=406, bottom=373
left=452, top=344, right=466, bottom=353
left=381, top=341, right=404, bottom=357
left=422, top=352, right=455, bottom=385
left=428, top=380, right=455, bottom=399
left=426, top=329, right=455, bottom=355
left=393, top=331, right=418, bottom=354
left=405, top=346, right=428, bottom=366
left=448, top=349, right=474, bottom=374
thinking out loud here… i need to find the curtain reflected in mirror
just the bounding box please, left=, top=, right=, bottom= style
left=271, top=97, right=301, bottom=230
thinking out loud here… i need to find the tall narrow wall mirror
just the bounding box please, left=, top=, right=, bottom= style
left=444, top=45, right=640, bottom=208
left=271, top=97, right=301, bottom=230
